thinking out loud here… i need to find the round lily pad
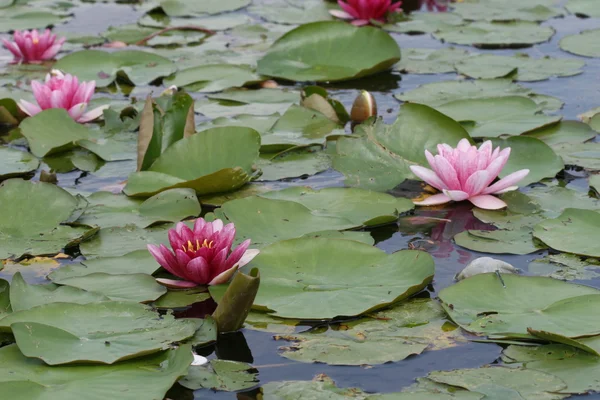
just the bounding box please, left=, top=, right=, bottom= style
left=257, top=21, right=401, bottom=82
left=533, top=208, right=600, bottom=257
left=439, top=273, right=600, bottom=339
left=559, top=28, right=600, bottom=58
left=566, top=0, right=600, bottom=17
left=213, top=237, right=434, bottom=319
left=0, top=147, right=39, bottom=180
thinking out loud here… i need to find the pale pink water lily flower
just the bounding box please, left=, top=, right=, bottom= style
left=410, top=139, right=529, bottom=210
left=330, top=0, right=402, bottom=26
left=148, top=218, right=260, bottom=288
left=2, top=29, right=65, bottom=64
left=18, top=70, right=108, bottom=123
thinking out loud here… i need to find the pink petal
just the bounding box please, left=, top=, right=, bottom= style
left=442, top=189, right=470, bottom=202
left=483, top=169, right=530, bottom=195
left=17, top=100, right=42, bottom=116
left=237, top=249, right=260, bottom=268
left=78, top=105, right=108, bottom=123
left=148, top=244, right=180, bottom=276
left=68, top=102, right=87, bottom=121
left=338, top=0, right=360, bottom=17
left=156, top=278, right=199, bottom=289
left=211, top=219, right=224, bottom=233
left=433, top=155, right=461, bottom=190
left=208, top=265, right=238, bottom=286
left=2, top=39, right=23, bottom=59
left=49, top=90, right=67, bottom=108
left=185, top=257, right=211, bottom=285
left=329, top=9, right=354, bottom=19
left=410, top=165, right=447, bottom=191
left=414, top=193, right=452, bottom=206
left=224, top=239, right=251, bottom=271
left=457, top=138, right=471, bottom=151
left=468, top=195, right=507, bottom=210
left=351, top=19, right=370, bottom=25
left=464, top=170, right=490, bottom=196
left=40, top=43, right=61, bottom=60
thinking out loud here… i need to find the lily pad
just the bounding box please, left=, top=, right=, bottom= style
left=533, top=208, right=600, bottom=257
left=164, top=64, right=261, bottom=93
left=54, top=50, right=177, bottom=87
left=259, top=186, right=413, bottom=226
left=489, top=136, right=564, bottom=185
left=248, top=0, right=332, bottom=24
left=386, top=12, right=465, bottom=34
left=435, top=96, right=561, bottom=138
left=438, top=273, right=600, bottom=339
left=566, top=0, right=600, bottom=18
left=179, top=359, right=258, bottom=391
left=396, top=47, right=470, bottom=74
left=153, top=287, right=210, bottom=309
left=434, top=21, right=555, bottom=49
left=212, top=237, right=434, bottom=319
left=257, top=21, right=400, bottom=82
left=451, top=1, right=562, bottom=22
left=0, top=343, right=192, bottom=400
left=0, top=301, right=197, bottom=364
left=528, top=253, right=600, bottom=281
left=333, top=103, right=471, bottom=191
left=559, top=28, right=600, bottom=58
left=454, top=228, right=543, bottom=255
left=78, top=189, right=200, bottom=228
left=277, top=299, right=465, bottom=365
left=455, top=53, right=585, bottom=81
left=0, top=10, right=68, bottom=32
left=0, top=147, right=39, bottom=180
left=159, top=0, right=250, bottom=16
left=10, top=272, right=108, bottom=313
left=524, top=121, right=597, bottom=146
left=261, top=376, right=369, bottom=399
left=552, top=141, right=600, bottom=170
left=0, top=179, right=94, bottom=259
left=19, top=109, right=91, bottom=158
left=124, top=127, right=260, bottom=197
left=258, top=147, right=331, bottom=181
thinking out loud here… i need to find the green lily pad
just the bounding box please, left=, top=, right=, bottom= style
left=124, top=127, right=260, bottom=197
left=164, top=64, right=261, bottom=93
left=277, top=299, right=465, bottom=365
left=333, top=103, right=470, bottom=191
left=489, top=136, right=564, bottom=185
left=0, top=147, right=39, bottom=180
left=260, top=376, right=368, bottom=399
left=10, top=272, right=108, bottom=312
left=257, top=21, right=400, bottom=82
left=451, top=1, right=562, bottom=22
left=0, top=301, right=197, bottom=365
left=534, top=208, right=600, bottom=257
left=395, top=47, right=470, bottom=74
left=524, top=121, right=597, bottom=146
left=0, top=343, right=192, bottom=400
left=259, top=186, right=413, bottom=227
left=212, top=237, right=434, bottom=319
left=0, top=179, right=94, bottom=259
left=526, top=184, right=600, bottom=217
left=179, top=359, right=258, bottom=391
left=454, top=228, right=543, bottom=255
left=552, top=141, right=600, bottom=170
left=394, top=377, right=485, bottom=400
left=78, top=189, right=200, bottom=228
left=566, top=0, right=600, bottom=18
left=159, top=0, right=250, bottom=16
left=258, top=147, right=331, bottom=181
left=455, top=53, right=585, bottom=81
left=54, top=50, right=177, bottom=87
left=395, top=78, right=562, bottom=112
left=0, top=279, right=10, bottom=316
left=426, top=366, right=567, bottom=399
left=435, top=96, right=561, bottom=138
left=386, top=12, right=465, bottom=34
left=559, top=28, right=600, bottom=57
left=434, top=21, right=555, bottom=49
left=528, top=253, right=600, bottom=281
left=248, top=0, right=332, bottom=24
left=19, top=109, right=91, bottom=158
left=261, top=105, right=341, bottom=152
left=51, top=273, right=166, bottom=303
left=153, top=287, right=210, bottom=309
left=438, top=273, right=600, bottom=339
left=49, top=250, right=160, bottom=280
left=0, top=10, right=68, bottom=32
left=79, top=225, right=171, bottom=258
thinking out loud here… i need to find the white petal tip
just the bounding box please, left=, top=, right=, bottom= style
left=156, top=278, right=199, bottom=289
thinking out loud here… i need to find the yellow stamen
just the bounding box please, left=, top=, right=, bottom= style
left=187, top=240, right=194, bottom=252
left=181, top=239, right=215, bottom=252
left=32, top=38, right=39, bottom=45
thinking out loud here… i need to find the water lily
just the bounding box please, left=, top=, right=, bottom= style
left=410, top=139, right=529, bottom=210
left=2, top=29, right=65, bottom=64
left=148, top=218, right=259, bottom=288
left=18, top=70, right=108, bottom=123
left=330, top=0, right=402, bottom=26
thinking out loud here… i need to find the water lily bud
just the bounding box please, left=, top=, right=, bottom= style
left=350, top=90, right=377, bottom=125
left=260, top=79, right=278, bottom=89
left=455, top=257, right=520, bottom=281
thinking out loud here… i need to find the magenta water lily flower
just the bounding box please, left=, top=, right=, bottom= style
left=148, top=218, right=260, bottom=288
left=330, top=0, right=402, bottom=26
left=2, top=29, right=65, bottom=64
left=18, top=70, right=108, bottom=123
left=410, top=139, right=529, bottom=210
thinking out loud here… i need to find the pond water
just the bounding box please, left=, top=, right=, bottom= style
left=1, top=0, right=600, bottom=399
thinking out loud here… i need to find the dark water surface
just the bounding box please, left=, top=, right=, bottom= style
left=7, top=1, right=600, bottom=398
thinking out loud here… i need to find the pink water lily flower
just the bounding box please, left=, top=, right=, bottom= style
left=148, top=218, right=260, bottom=288
left=330, top=0, right=402, bottom=26
left=18, top=70, right=108, bottom=123
left=2, top=29, right=65, bottom=64
left=410, top=139, right=529, bottom=210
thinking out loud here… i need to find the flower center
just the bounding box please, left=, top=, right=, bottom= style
left=182, top=239, right=214, bottom=252
left=32, top=38, right=39, bottom=45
